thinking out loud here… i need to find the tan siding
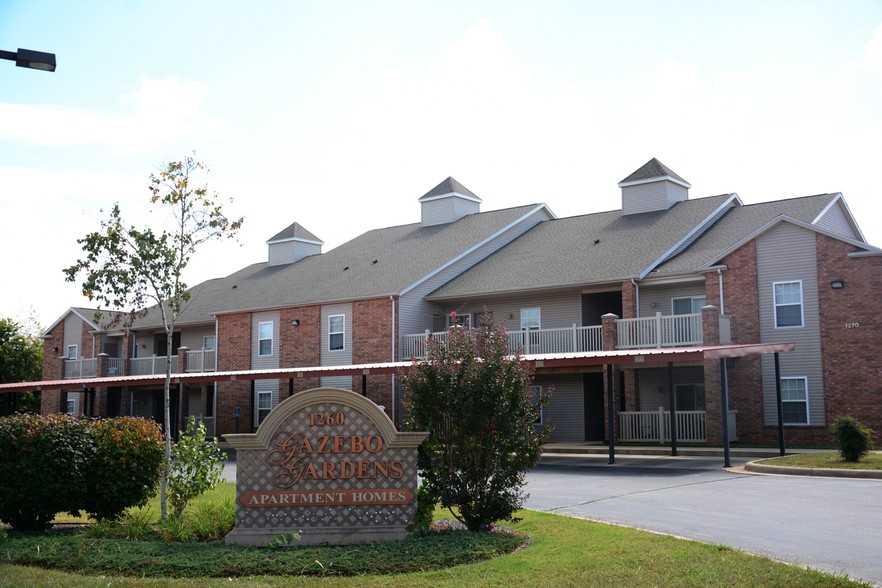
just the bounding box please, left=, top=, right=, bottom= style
left=181, top=326, right=215, bottom=351
left=436, top=290, right=582, bottom=332
left=756, top=224, right=824, bottom=426
left=622, top=181, right=687, bottom=215
left=63, top=315, right=84, bottom=357
left=638, top=281, right=706, bottom=317
left=251, top=311, right=280, bottom=370
left=539, top=374, right=584, bottom=442
left=636, top=366, right=705, bottom=410
left=321, top=303, right=352, bottom=367
left=814, top=201, right=857, bottom=240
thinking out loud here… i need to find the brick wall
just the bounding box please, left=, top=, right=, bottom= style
left=280, top=306, right=322, bottom=395
left=40, top=321, right=64, bottom=414
left=216, top=312, right=252, bottom=435
left=353, top=297, right=395, bottom=412
left=816, top=234, right=882, bottom=438
left=714, top=240, right=767, bottom=444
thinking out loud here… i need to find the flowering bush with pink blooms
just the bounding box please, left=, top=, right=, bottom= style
left=403, top=312, right=551, bottom=531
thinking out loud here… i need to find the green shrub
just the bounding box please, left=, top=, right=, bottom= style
left=0, top=413, right=92, bottom=530
left=167, top=416, right=226, bottom=518
left=186, top=496, right=235, bottom=541
left=832, top=415, right=876, bottom=462
left=82, top=417, right=164, bottom=521
left=403, top=312, right=551, bottom=531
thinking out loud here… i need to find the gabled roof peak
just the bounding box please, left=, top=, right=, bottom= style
left=419, top=177, right=482, bottom=202
left=619, top=158, right=691, bottom=188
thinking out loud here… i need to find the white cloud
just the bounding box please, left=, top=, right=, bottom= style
left=0, top=76, right=245, bottom=155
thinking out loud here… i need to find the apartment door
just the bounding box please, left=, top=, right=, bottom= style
left=583, top=373, right=605, bottom=442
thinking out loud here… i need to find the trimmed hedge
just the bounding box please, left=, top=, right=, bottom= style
left=0, top=414, right=163, bottom=530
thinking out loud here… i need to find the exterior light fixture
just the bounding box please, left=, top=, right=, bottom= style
left=0, top=47, right=56, bottom=72
left=291, top=319, right=300, bottom=326
left=831, top=280, right=845, bottom=289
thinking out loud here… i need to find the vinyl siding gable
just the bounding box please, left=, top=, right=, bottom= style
left=755, top=223, right=824, bottom=426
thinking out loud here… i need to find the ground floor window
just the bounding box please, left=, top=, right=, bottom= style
left=675, top=384, right=705, bottom=411
left=65, top=397, right=76, bottom=416
left=780, top=377, right=809, bottom=424
left=256, top=390, right=273, bottom=425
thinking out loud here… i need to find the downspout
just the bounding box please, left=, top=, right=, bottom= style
left=717, top=268, right=725, bottom=314
left=630, top=279, right=640, bottom=318
left=390, top=296, right=396, bottom=426
left=213, top=316, right=219, bottom=433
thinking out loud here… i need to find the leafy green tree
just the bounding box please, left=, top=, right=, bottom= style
left=63, top=155, right=242, bottom=520
left=167, top=416, right=226, bottom=518
left=403, top=312, right=551, bottom=531
left=0, top=317, right=43, bottom=415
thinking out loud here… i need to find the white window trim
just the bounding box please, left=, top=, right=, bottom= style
left=780, top=376, right=810, bottom=425
left=65, top=397, right=77, bottom=416
left=67, top=344, right=78, bottom=360
left=329, top=314, right=345, bottom=351
left=258, top=321, right=273, bottom=356
left=203, top=335, right=215, bottom=351
left=521, top=308, right=541, bottom=331
left=773, top=280, right=804, bottom=329
left=256, top=389, right=273, bottom=426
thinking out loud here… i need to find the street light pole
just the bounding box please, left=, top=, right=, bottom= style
left=0, top=48, right=56, bottom=72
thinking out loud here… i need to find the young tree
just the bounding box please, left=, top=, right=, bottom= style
left=402, top=312, right=551, bottom=531
left=63, top=155, right=242, bottom=520
left=0, top=317, right=43, bottom=415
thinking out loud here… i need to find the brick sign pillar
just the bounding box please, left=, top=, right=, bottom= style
left=224, top=387, right=428, bottom=546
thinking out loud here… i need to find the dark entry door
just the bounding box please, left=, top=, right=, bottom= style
left=583, top=373, right=605, bottom=442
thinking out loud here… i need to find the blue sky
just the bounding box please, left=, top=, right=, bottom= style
left=2, top=0, right=881, bottom=327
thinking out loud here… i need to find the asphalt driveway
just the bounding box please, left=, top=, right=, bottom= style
left=525, top=454, right=882, bottom=586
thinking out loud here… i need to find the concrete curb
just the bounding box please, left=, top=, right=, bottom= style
left=744, top=460, right=882, bottom=479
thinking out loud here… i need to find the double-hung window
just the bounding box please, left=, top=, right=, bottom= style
left=257, top=390, right=272, bottom=425
left=67, top=344, right=78, bottom=360
left=521, top=308, right=541, bottom=330
left=774, top=281, right=803, bottom=328
left=329, top=315, right=345, bottom=351
left=780, top=377, right=809, bottom=424
left=258, top=321, right=273, bottom=356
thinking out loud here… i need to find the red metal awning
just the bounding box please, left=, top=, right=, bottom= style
left=0, top=342, right=794, bottom=394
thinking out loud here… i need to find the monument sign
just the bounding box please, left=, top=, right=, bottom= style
left=224, top=387, right=428, bottom=545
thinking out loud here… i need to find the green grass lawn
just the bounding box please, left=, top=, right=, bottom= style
left=761, top=452, right=882, bottom=470
left=0, top=483, right=871, bottom=587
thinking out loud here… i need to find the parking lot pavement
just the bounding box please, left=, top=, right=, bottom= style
left=525, top=453, right=882, bottom=587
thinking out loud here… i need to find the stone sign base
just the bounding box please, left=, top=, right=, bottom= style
left=223, top=388, right=427, bottom=546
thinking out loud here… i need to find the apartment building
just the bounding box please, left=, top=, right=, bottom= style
left=33, top=160, right=882, bottom=446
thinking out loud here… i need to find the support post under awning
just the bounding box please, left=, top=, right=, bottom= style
left=607, top=363, right=615, bottom=465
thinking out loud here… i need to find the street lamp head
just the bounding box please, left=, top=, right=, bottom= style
left=0, top=47, right=56, bottom=72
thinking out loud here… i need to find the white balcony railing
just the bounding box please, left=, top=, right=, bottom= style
left=185, top=349, right=216, bottom=372
left=618, top=409, right=707, bottom=443
left=129, top=355, right=179, bottom=376
left=107, top=357, right=125, bottom=376
left=400, top=324, right=603, bottom=360
left=618, top=409, right=738, bottom=443
left=616, top=312, right=702, bottom=349
left=63, top=358, right=97, bottom=379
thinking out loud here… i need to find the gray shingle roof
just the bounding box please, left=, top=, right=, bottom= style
left=619, top=158, right=690, bottom=186
left=267, top=222, right=323, bottom=244
left=653, top=193, right=841, bottom=275
left=427, top=194, right=735, bottom=299
left=419, top=177, right=481, bottom=201
left=132, top=203, right=544, bottom=328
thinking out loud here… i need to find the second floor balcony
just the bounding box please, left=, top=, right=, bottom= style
left=401, top=312, right=729, bottom=359
left=61, top=348, right=216, bottom=379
